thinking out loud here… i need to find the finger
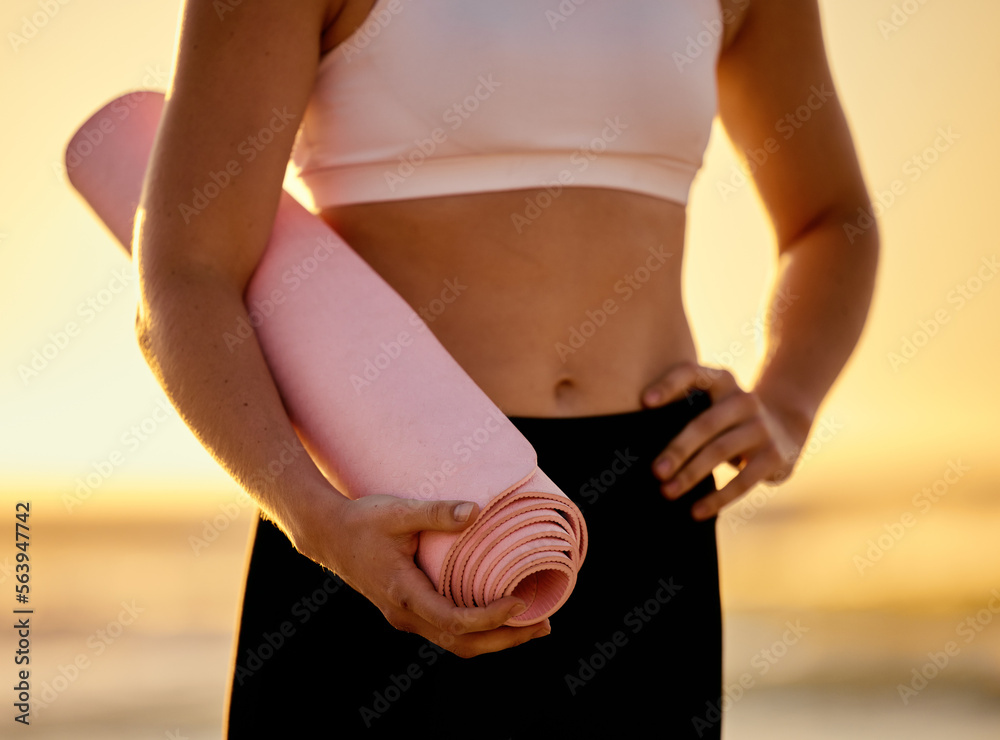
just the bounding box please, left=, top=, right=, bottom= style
left=380, top=498, right=481, bottom=536
left=436, top=616, right=552, bottom=659
left=653, top=391, right=757, bottom=482
left=387, top=561, right=528, bottom=638
left=434, top=618, right=552, bottom=659
left=640, top=361, right=704, bottom=407
left=661, top=423, right=766, bottom=500
left=690, top=454, right=774, bottom=521
left=392, top=603, right=548, bottom=658
left=642, top=362, right=738, bottom=408
left=383, top=567, right=547, bottom=657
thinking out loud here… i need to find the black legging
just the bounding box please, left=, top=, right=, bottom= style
left=226, top=390, right=722, bottom=738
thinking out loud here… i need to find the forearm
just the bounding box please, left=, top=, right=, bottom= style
left=135, top=264, right=348, bottom=546
left=752, top=210, right=880, bottom=437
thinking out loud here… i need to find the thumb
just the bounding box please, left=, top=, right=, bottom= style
left=407, top=499, right=480, bottom=533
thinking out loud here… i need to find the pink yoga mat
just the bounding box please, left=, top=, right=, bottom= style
left=65, top=91, right=587, bottom=626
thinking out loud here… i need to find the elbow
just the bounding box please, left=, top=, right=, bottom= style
left=133, top=292, right=163, bottom=372
left=133, top=249, right=154, bottom=356
left=840, top=197, right=881, bottom=288
left=132, top=256, right=170, bottom=366
left=835, top=183, right=883, bottom=255
left=780, top=196, right=881, bottom=267
left=134, top=303, right=152, bottom=360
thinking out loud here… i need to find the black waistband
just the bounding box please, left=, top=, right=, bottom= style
left=505, top=388, right=711, bottom=426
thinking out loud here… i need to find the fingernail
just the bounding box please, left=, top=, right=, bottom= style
left=692, top=502, right=710, bottom=519
left=644, top=390, right=661, bottom=405
left=655, top=459, right=672, bottom=478
left=454, top=503, right=474, bottom=522
left=663, top=481, right=680, bottom=498
left=532, top=626, right=551, bottom=639
left=508, top=602, right=527, bottom=618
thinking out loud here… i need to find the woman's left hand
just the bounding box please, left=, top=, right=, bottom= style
left=641, top=362, right=814, bottom=521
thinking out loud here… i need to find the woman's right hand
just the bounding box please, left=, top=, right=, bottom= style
left=291, top=493, right=552, bottom=658
left=134, top=2, right=547, bottom=659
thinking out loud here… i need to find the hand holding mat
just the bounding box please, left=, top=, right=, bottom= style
left=65, top=91, right=587, bottom=627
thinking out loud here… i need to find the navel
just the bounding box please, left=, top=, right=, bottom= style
left=554, top=376, right=576, bottom=401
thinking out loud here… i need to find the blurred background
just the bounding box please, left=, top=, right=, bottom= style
left=1, top=0, right=997, bottom=737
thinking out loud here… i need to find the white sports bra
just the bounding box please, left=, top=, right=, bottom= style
left=290, top=0, right=723, bottom=209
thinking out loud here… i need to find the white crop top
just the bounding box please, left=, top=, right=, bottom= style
left=289, top=0, right=723, bottom=209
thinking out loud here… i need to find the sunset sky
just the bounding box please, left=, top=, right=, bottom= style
left=1, top=0, right=997, bottom=512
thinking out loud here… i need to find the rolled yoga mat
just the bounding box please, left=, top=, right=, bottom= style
left=65, top=91, right=587, bottom=627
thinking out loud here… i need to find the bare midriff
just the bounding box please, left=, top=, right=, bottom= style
left=318, top=186, right=698, bottom=418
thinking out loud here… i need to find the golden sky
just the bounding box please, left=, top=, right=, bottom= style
left=1, top=0, right=998, bottom=513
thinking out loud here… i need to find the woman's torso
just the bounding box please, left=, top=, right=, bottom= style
left=310, top=0, right=746, bottom=417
